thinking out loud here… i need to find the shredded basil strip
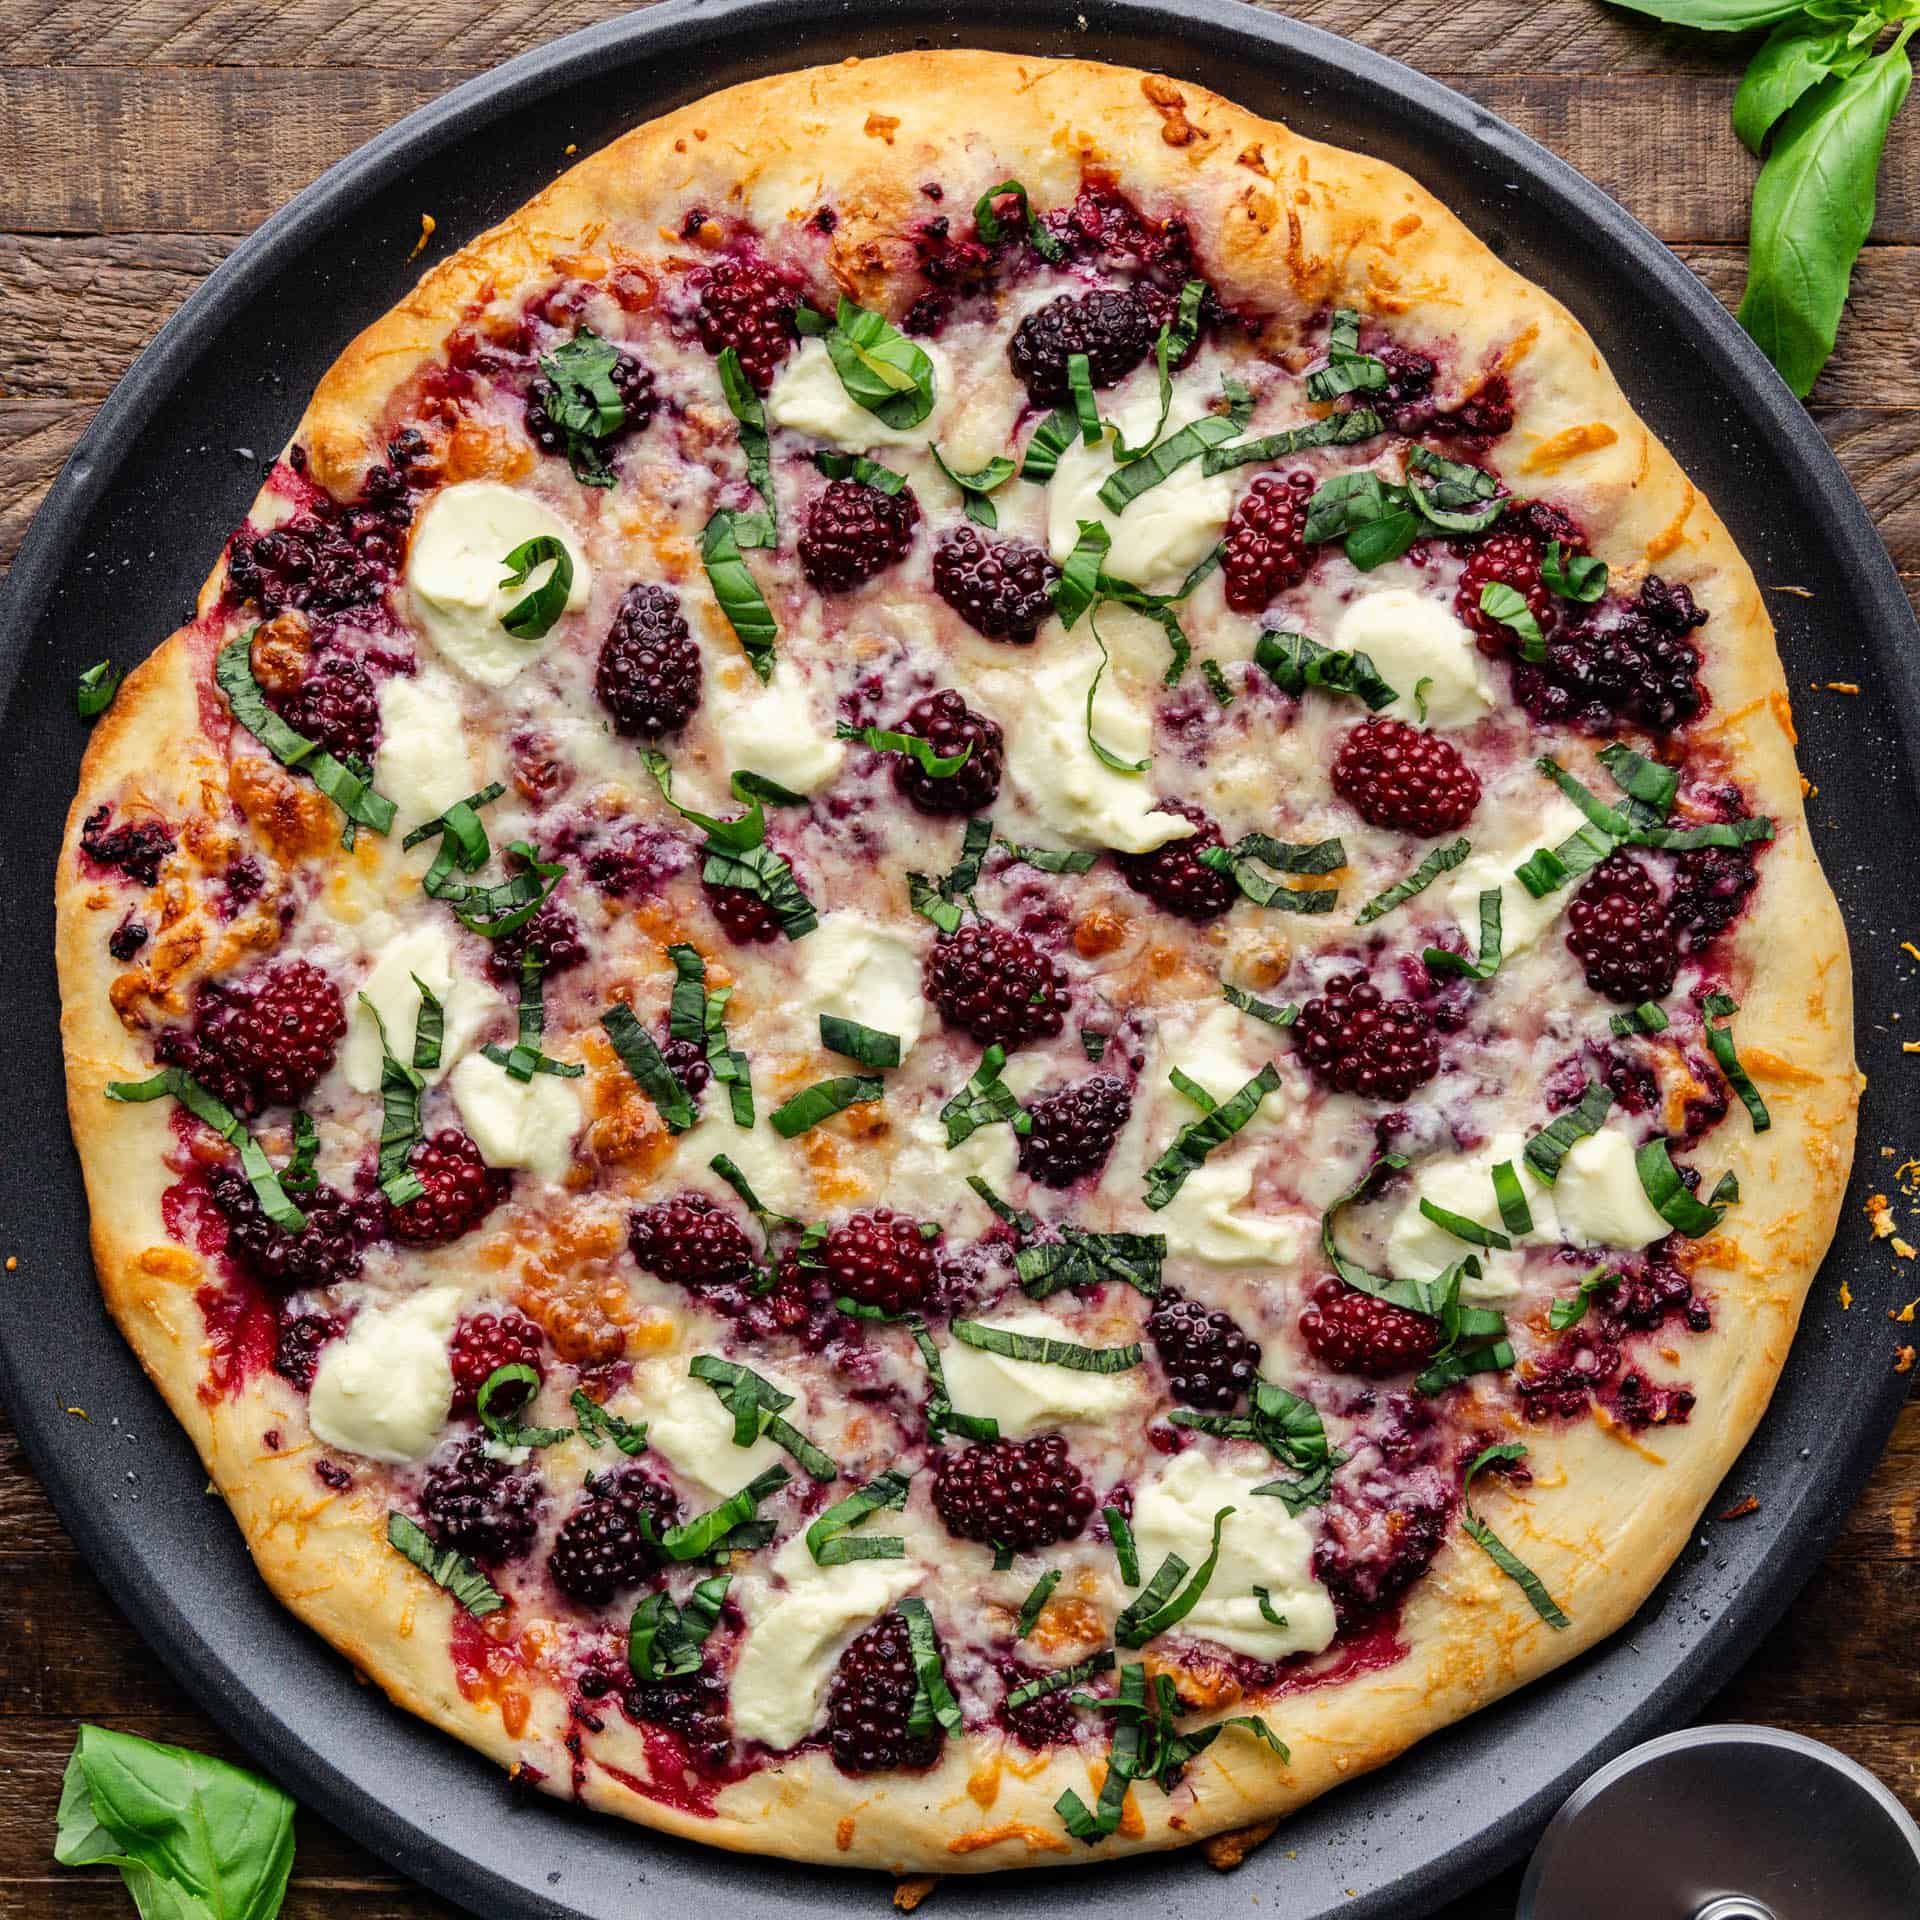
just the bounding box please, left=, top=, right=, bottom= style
left=814, top=450, right=907, bottom=495
left=897, top=1597, right=963, bottom=1738
left=281, top=1111, right=319, bottom=1191
left=1053, top=518, right=1111, bottom=630
left=1305, top=309, right=1388, bottom=402
left=939, top=1042, right=1031, bottom=1148
left=1423, top=886, right=1504, bottom=981
left=906, top=1312, right=1000, bottom=1443
left=668, top=943, right=752, bottom=1127
left=1114, top=1507, right=1233, bottom=1648
left=1702, top=991, right=1773, bottom=1132
left=701, top=511, right=778, bottom=683
left=1419, top=1198, right=1512, bottom=1251
left=690, top=1356, right=839, bottom=1481
left=1253, top=1586, right=1288, bottom=1628
left=1636, top=1138, right=1728, bottom=1238
left=1020, top=406, right=1081, bottom=482
left=1197, top=832, right=1344, bottom=913
left=806, top=1469, right=912, bottom=1566
left=76, top=659, right=122, bottom=718
left=1222, top=983, right=1299, bottom=1028
left=999, top=838, right=1099, bottom=875
left=105, top=1066, right=307, bottom=1233
left=656, top=1464, right=791, bottom=1563
left=1480, top=581, right=1546, bottom=659
left=401, top=781, right=505, bottom=859
left=968, top=1174, right=1036, bottom=1237
left=834, top=720, right=972, bottom=779
left=476, top=1363, right=572, bottom=1449
left=644, top=754, right=817, bottom=939
left=716, top=347, right=777, bottom=531
left=1077, top=608, right=1153, bottom=775
left=768, top=1074, right=884, bottom=1139
left=1106, top=1506, right=1140, bottom=1585
left=951, top=1319, right=1143, bottom=1374
left=707, top=1154, right=801, bottom=1274
left=1016, top=1228, right=1166, bottom=1300
left=818, top=1014, right=901, bottom=1070
left=1175, top=1380, right=1344, bottom=1512
left=215, top=635, right=396, bottom=837
left=1098, top=396, right=1248, bottom=514
left=1610, top=1000, right=1671, bottom=1038
left=497, top=536, right=574, bottom=640
left=1302, top=469, right=1421, bottom=570
left=600, top=1001, right=696, bottom=1133
left=973, top=179, right=1066, bottom=261
left=1356, top=837, right=1471, bottom=925
left=1461, top=1443, right=1569, bottom=1630
left=1547, top=1265, right=1620, bottom=1332
left=1015, top=1569, right=1063, bottom=1638
left=1200, top=657, right=1236, bottom=709
left=907, top=815, right=993, bottom=934
left=386, top=1512, right=503, bottom=1617
left=801, top=295, right=936, bottom=431
left=356, top=995, right=427, bottom=1207
left=1542, top=540, right=1608, bottom=603
left=1255, top=629, right=1398, bottom=710
left=931, top=446, right=1017, bottom=527
left=1490, top=1160, right=1535, bottom=1237
left=1143, top=1062, right=1282, bottom=1210
left=1080, top=1028, right=1110, bottom=1062
left=628, top=1575, right=731, bottom=1683
left=1406, top=444, right=1505, bottom=534
left=571, top=1389, right=648, bottom=1455
left=1201, top=405, right=1384, bottom=474
left=535, top=329, right=631, bottom=487
left=1007, top=1652, right=1116, bottom=1713
left=1064, top=353, right=1103, bottom=446
left=1523, top=1080, right=1613, bottom=1184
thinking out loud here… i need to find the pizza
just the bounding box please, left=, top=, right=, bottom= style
left=56, top=50, right=1858, bottom=1877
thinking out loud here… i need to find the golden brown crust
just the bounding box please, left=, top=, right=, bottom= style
left=55, top=49, right=1857, bottom=1873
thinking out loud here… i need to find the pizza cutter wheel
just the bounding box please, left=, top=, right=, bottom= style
left=1516, top=1725, right=1920, bottom=1919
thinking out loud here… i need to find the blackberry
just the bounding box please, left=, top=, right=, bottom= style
left=585, top=824, right=691, bottom=901
left=1375, top=344, right=1438, bottom=431
left=268, top=653, right=380, bottom=761
left=931, top=525, right=1058, bottom=642
left=1515, top=575, right=1708, bottom=735
left=108, top=916, right=150, bottom=962
left=485, top=896, right=588, bottom=983
left=1017, top=1075, right=1132, bottom=1188
left=1008, top=287, right=1166, bottom=403
left=823, top=1209, right=939, bottom=1313
left=156, top=958, right=347, bottom=1116
left=420, top=1437, right=544, bottom=1563
left=1298, top=1276, right=1440, bottom=1378
left=78, top=806, right=176, bottom=887
left=924, top=922, right=1070, bottom=1048
left=1293, top=974, right=1440, bottom=1101
left=547, top=1465, right=680, bottom=1607
left=1037, top=184, right=1199, bottom=289
left=996, top=1659, right=1080, bottom=1750
left=1566, top=855, right=1679, bottom=1002
left=448, top=1309, right=544, bottom=1415
left=1438, top=375, right=1516, bottom=441
left=596, top=584, right=702, bottom=736
left=1314, top=1472, right=1450, bottom=1624
left=704, top=877, right=784, bottom=946
left=271, top=1309, right=342, bottom=1390
left=889, top=689, right=1004, bottom=815
left=526, top=347, right=656, bottom=456
left=714, top=1244, right=840, bottom=1350
left=1147, top=1290, right=1262, bottom=1410
left=210, top=1169, right=384, bottom=1293
left=1332, top=718, right=1480, bottom=835
left=388, top=1130, right=508, bottom=1248
left=628, top=1193, right=760, bottom=1290
left=1456, top=529, right=1552, bottom=648
left=1222, top=472, right=1314, bottom=615
left=1112, top=799, right=1237, bottom=922
left=934, top=1436, right=1095, bottom=1549
left=627, top=1666, right=732, bottom=1773
left=1669, top=845, right=1757, bottom=953
left=659, top=1029, right=712, bottom=1100
left=826, top=1611, right=944, bottom=1773
left=690, top=257, right=799, bottom=391
left=799, top=478, right=921, bottom=591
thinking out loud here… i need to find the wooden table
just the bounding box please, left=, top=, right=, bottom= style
left=2, top=1, right=1915, bottom=1911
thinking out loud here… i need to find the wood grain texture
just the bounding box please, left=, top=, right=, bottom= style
left=3, top=0, right=1917, bottom=1912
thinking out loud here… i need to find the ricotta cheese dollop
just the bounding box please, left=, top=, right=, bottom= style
left=374, top=667, right=481, bottom=830
left=1442, top=795, right=1592, bottom=960
left=706, top=662, right=845, bottom=797
left=1387, top=1132, right=1560, bottom=1302
left=637, top=1363, right=791, bottom=1499
left=341, top=922, right=491, bottom=1095
left=308, top=1285, right=461, bottom=1464
left=1330, top=588, right=1496, bottom=731
left=406, top=481, right=590, bottom=689
left=802, top=913, right=928, bottom=1060
left=1553, top=1127, right=1674, bottom=1249
left=765, top=337, right=954, bottom=452
left=449, top=1054, right=583, bottom=1183
left=938, top=1309, right=1146, bottom=1441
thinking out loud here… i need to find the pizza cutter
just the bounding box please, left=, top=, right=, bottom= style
left=1516, top=1725, right=1920, bottom=1919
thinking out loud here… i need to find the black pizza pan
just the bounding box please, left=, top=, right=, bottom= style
left=0, top=2, right=1912, bottom=1915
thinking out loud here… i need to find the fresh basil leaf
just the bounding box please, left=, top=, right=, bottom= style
left=477, top=1362, right=572, bottom=1449
left=600, top=1001, right=696, bottom=1133
left=1701, top=990, right=1773, bottom=1131
left=628, top=1575, right=731, bottom=1683
left=536, top=329, right=632, bottom=486
left=401, top=781, right=505, bottom=860
left=571, top=1389, right=648, bottom=1455
left=1175, top=1380, right=1344, bottom=1511
left=1105, top=1505, right=1140, bottom=1584
left=497, top=536, right=574, bottom=640
left=1303, top=469, right=1420, bottom=569
left=1015, top=1569, right=1063, bottom=1637
left=1222, top=983, right=1299, bottom=1027
left=814, top=449, right=907, bottom=494
left=1406, top=444, right=1505, bottom=533
left=1099, top=398, right=1247, bottom=514
left=1020, top=406, right=1081, bottom=482
left=805, top=295, right=937, bottom=430
left=106, top=1066, right=308, bottom=1234
left=1143, top=1062, right=1281, bottom=1210
left=973, top=179, right=1067, bottom=261
left=56, top=1723, right=296, bottom=1920
left=644, top=753, right=816, bottom=938
left=1356, top=836, right=1472, bottom=925
left=951, top=1319, right=1143, bottom=1373
left=702, top=511, right=778, bottom=684
left=668, top=943, right=753, bottom=1127
left=1524, top=1081, right=1614, bottom=1184
left=940, top=1042, right=1031, bottom=1148
left=1422, top=886, right=1504, bottom=981
left=388, top=1511, right=504, bottom=1616
left=768, top=1074, right=884, bottom=1138
left=818, top=1013, right=901, bottom=1070
left=707, top=1153, right=801, bottom=1270
left=1052, top=518, right=1111, bottom=629
left=1419, top=1197, right=1512, bottom=1251
left=216, top=634, right=396, bottom=838
left=1015, top=1228, right=1166, bottom=1300
left=1479, top=581, right=1546, bottom=659
left=717, top=347, right=777, bottom=531
left=1610, top=999, right=1672, bottom=1038
left=1604, top=0, right=1817, bottom=26
left=657, top=1464, right=791, bottom=1562
left=999, top=837, right=1099, bottom=875
left=835, top=720, right=972, bottom=778
left=1547, top=1264, right=1620, bottom=1332
left=1305, top=309, right=1388, bottom=402
left=1737, top=43, right=1914, bottom=398
left=931, top=446, right=1017, bottom=527
left=1460, top=1442, right=1569, bottom=1629
left=908, top=815, right=993, bottom=933
left=1490, top=1160, right=1535, bottom=1238
left=76, top=660, right=122, bottom=719
left=1114, top=1507, right=1232, bottom=1647
left=1540, top=539, right=1609, bottom=602
left=1202, top=405, right=1384, bottom=474
left=806, top=1469, right=912, bottom=1565
left=1198, top=832, right=1344, bottom=912
left=1254, top=629, right=1398, bottom=710
left=689, top=1355, right=838, bottom=1480
left=1636, top=1137, right=1729, bottom=1237
left=898, top=1597, right=963, bottom=1737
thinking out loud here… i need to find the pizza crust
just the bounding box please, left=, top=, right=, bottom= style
left=55, top=50, right=1857, bottom=1873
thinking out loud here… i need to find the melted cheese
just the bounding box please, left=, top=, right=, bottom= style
left=1330, top=588, right=1496, bottom=730
left=448, top=1055, right=583, bottom=1183
left=308, top=1285, right=459, bottom=1464
left=803, top=914, right=928, bottom=1060
left=663, top=1109, right=812, bottom=1220
left=765, top=337, right=954, bottom=451
left=938, top=1310, right=1145, bottom=1441
left=1128, top=1448, right=1336, bottom=1660
left=406, top=481, right=590, bottom=688
left=1553, top=1128, right=1673, bottom=1248
left=375, top=668, right=480, bottom=830
left=1156, top=1157, right=1309, bottom=1267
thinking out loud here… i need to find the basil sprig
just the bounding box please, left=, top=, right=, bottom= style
left=534, top=329, right=635, bottom=486
left=1304, top=309, right=1387, bottom=402
left=1460, top=1442, right=1569, bottom=1629
left=1702, top=990, right=1773, bottom=1131
left=644, top=753, right=817, bottom=938
left=387, top=1511, right=503, bottom=1616
left=76, top=659, right=122, bottom=718
left=1016, top=1229, right=1166, bottom=1299
left=497, top=536, right=574, bottom=639
left=908, top=815, right=992, bottom=934
left=716, top=346, right=777, bottom=531
left=951, top=1319, right=1143, bottom=1374
left=806, top=1469, right=912, bottom=1565
left=795, top=296, right=937, bottom=430
left=906, top=1311, right=1000, bottom=1442
left=1175, top=1381, right=1345, bottom=1513
left=1143, top=1062, right=1282, bottom=1210
left=835, top=721, right=972, bottom=779
left=973, top=179, right=1067, bottom=260
left=215, top=635, right=395, bottom=840
left=669, top=943, right=753, bottom=1126
left=1202, top=405, right=1384, bottom=475
left=1197, top=832, right=1344, bottom=913
left=939, top=1042, right=1032, bottom=1147
left=702, top=511, right=778, bottom=684
left=930, top=447, right=1017, bottom=527
left=689, top=1355, right=839, bottom=1481
left=105, top=1066, right=309, bottom=1232
left=1357, top=836, right=1472, bottom=924
left=629, top=1575, right=731, bottom=1683
left=1255, top=629, right=1398, bottom=710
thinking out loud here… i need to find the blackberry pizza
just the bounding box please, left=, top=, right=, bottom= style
left=56, top=52, right=1858, bottom=1875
